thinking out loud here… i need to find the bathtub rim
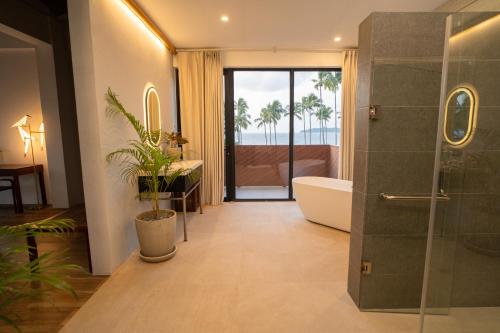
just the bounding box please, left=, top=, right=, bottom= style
left=292, top=176, right=353, bottom=192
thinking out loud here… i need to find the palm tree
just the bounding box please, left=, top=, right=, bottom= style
left=313, top=72, right=336, bottom=143
left=234, top=98, right=251, bottom=144
left=302, top=94, right=320, bottom=144
left=316, top=104, right=333, bottom=144
left=284, top=102, right=306, bottom=144
left=312, top=71, right=330, bottom=103
left=323, top=72, right=342, bottom=145
left=267, top=100, right=285, bottom=145
left=255, top=107, right=272, bottom=145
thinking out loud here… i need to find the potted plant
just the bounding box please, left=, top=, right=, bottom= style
left=105, top=88, right=184, bottom=262
left=0, top=219, right=79, bottom=331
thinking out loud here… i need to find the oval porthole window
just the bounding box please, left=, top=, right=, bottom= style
left=444, top=86, right=478, bottom=147
left=144, top=86, right=161, bottom=145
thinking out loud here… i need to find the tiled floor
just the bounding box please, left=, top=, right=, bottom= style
left=61, top=202, right=423, bottom=333
left=423, top=307, right=500, bottom=333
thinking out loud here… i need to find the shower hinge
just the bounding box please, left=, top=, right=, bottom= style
left=361, top=261, right=372, bottom=275
left=369, top=105, right=379, bottom=120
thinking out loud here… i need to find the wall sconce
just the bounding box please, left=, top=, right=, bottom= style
left=11, top=114, right=46, bottom=208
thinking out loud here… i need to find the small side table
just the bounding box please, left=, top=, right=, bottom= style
left=0, top=164, right=47, bottom=213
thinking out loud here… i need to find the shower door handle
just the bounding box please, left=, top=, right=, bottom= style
left=379, top=193, right=451, bottom=202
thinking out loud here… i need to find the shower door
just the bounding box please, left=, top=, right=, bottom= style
left=420, top=12, right=500, bottom=333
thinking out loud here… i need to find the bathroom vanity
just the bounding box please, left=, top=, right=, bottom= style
left=138, top=159, right=203, bottom=241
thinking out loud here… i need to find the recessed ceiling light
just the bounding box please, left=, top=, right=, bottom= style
left=334, top=36, right=341, bottom=42
left=220, top=15, right=229, bottom=22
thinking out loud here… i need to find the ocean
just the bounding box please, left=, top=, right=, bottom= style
left=236, top=129, right=341, bottom=145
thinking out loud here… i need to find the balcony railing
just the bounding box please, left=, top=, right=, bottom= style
left=235, top=145, right=339, bottom=187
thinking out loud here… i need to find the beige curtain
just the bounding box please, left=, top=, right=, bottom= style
left=338, top=50, right=358, bottom=180
left=177, top=51, right=224, bottom=205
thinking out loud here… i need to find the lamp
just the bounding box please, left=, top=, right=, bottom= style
left=11, top=115, right=45, bottom=209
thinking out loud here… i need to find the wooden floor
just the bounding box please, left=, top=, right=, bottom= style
left=0, top=205, right=107, bottom=333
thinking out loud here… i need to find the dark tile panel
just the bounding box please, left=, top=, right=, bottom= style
left=423, top=236, right=457, bottom=308
left=425, top=267, right=454, bottom=308
left=453, top=235, right=500, bottom=273
left=451, top=270, right=500, bottom=307
left=366, top=151, right=435, bottom=195
left=459, top=194, right=500, bottom=234
left=442, top=149, right=500, bottom=195
left=351, top=190, right=366, bottom=233
left=360, top=272, right=424, bottom=309
left=447, top=60, right=500, bottom=107
left=442, top=160, right=492, bottom=195
left=352, top=151, right=367, bottom=193
left=441, top=193, right=464, bottom=236
left=356, top=63, right=372, bottom=109
left=354, top=107, right=369, bottom=151
left=429, top=236, right=457, bottom=272
left=347, top=262, right=361, bottom=306
left=362, top=194, right=452, bottom=235
left=349, top=228, right=364, bottom=268
left=368, top=107, right=439, bottom=152
left=372, top=61, right=443, bottom=107
left=357, top=15, right=373, bottom=66
left=362, top=235, right=427, bottom=276
left=348, top=229, right=364, bottom=305
left=448, top=14, right=500, bottom=61
left=462, top=108, right=500, bottom=152
left=371, top=13, right=447, bottom=59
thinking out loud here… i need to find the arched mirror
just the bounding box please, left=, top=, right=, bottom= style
left=144, top=86, right=161, bottom=145
left=444, top=86, right=478, bottom=147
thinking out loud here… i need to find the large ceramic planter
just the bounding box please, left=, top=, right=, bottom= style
left=135, top=209, right=177, bottom=262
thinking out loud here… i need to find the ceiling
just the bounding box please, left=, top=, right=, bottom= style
left=137, top=0, right=448, bottom=49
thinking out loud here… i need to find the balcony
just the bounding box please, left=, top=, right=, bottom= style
left=234, top=144, right=339, bottom=199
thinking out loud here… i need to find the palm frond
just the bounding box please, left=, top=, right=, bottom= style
left=0, top=219, right=81, bottom=330
left=105, top=88, right=150, bottom=143
left=105, top=88, right=185, bottom=218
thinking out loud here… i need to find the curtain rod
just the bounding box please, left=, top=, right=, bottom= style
left=175, top=47, right=357, bottom=53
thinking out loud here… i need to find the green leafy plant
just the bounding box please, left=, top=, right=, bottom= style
left=0, top=219, right=80, bottom=331
left=105, top=88, right=185, bottom=219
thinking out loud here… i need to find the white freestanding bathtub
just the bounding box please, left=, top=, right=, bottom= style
left=292, top=177, right=352, bottom=232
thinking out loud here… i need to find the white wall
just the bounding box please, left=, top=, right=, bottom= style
left=68, top=0, right=176, bottom=274
left=222, top=50, right=343, bottom=68
left=0, top=49, right=50, bottom=205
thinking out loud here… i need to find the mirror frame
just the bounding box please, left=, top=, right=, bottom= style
left=443, top=85, right=478, bottom=148
left=144, top=86, right=161, bottom=145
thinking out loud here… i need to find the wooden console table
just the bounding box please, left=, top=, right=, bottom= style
left=0, top=164, right=47, bottom=213
left=138, top=160, right=203, bottom=242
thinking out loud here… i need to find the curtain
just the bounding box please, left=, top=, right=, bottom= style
left=177, top=51, right=224, bottom=205
left=338, top=50, right=358, bottom=180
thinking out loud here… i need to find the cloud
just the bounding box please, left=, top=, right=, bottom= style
left=234, top=71, right=289, bottom=92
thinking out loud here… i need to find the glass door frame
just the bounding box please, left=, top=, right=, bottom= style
left=223, top=67, right=341, bottom=201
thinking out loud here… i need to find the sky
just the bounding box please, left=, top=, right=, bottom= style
left=234, top=71, right=342, bottom=133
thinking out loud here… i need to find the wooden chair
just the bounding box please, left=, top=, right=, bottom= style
left=0, top=178, right=20, bottom=212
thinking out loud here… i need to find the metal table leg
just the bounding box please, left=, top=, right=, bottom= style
left=199, top=184, right=203, bottom=214
left=182, top=192, right=187, bottom=241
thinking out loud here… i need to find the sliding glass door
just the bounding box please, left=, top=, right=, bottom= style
left=293, top=71, right=342, bottom=189
left=224, top=68, right=341, bottom=201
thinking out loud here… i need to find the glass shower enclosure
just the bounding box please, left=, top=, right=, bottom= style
left=420, top=12, right=500, bottom=333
